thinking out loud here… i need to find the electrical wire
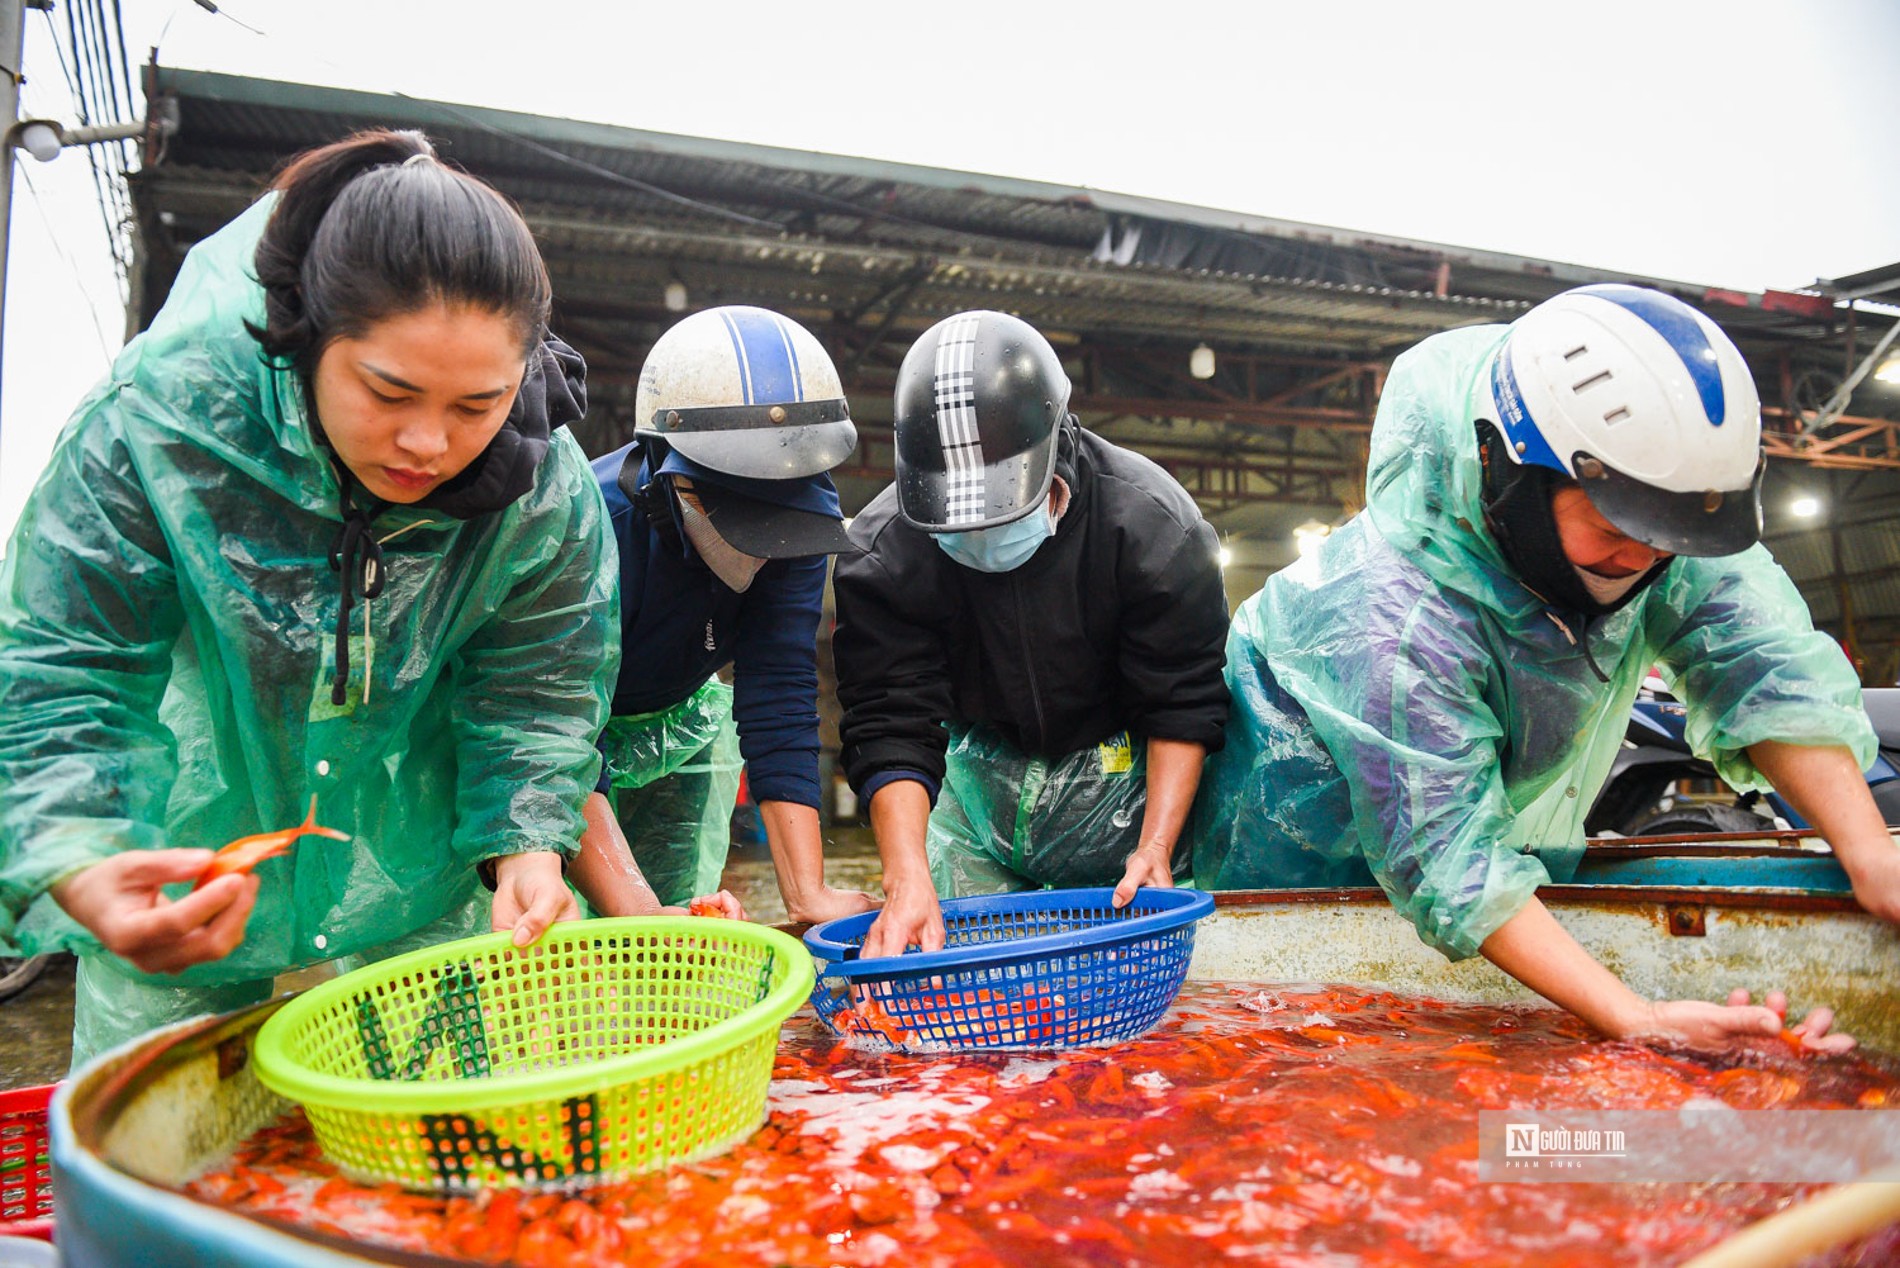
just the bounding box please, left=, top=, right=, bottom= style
left=190, top=0, right=265, bottom=38
left=98, top=0, right=141, bottom=251
left=186, top=0, right=1038, bottom=248
left=16, top=164, right=118, bottom=363
left=386, top=92, right=782, bottom=231
left=35, top=6, right=82, bottom=106
left=55, top=0, right=136, bottom=300
left=63, top=0, right=124, bottom=296
left=109, top=0, right=138, bottom=109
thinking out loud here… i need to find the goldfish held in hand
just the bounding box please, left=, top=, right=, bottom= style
left=194, top=796, right=350, bottom=891
left=1777, top=1027, right=1813, bottom=1057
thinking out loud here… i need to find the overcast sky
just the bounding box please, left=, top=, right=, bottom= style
left=2, top=0, right=1897, bottom=545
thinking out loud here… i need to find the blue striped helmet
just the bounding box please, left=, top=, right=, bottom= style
left=634, top=305, right=855, bottom=479
left=1485, top=284, right=1764, bottom=557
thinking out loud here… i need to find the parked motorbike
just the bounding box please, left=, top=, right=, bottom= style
left=0, top=951, right=49, bottom=1003
left=1587, top=683, right=1900, bottom=837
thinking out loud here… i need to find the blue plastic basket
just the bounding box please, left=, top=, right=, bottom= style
left=803, top=887, right=1214, bottom=1051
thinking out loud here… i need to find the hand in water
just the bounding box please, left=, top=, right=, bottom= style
left=1629, top=988, right=1855, bottom=1054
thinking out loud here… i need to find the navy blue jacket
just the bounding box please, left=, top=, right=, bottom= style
left=594, top=444, right=827, bottom=809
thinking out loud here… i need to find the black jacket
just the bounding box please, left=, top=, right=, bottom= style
left=834, top=423, right=1230, bottom=796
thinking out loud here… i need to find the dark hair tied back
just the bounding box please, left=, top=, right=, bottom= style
left=247, top=128, right=552, bottom=375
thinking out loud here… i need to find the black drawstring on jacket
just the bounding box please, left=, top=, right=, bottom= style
left=1576, top=618, right=1610, bottom=684
left=327, top=467, right=388, bottom=706
left=1543, top=610, right=1612, bottom=685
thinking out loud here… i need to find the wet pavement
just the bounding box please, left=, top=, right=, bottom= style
left=0, top=955, right=76, bottom=1090
left=0, top=826, right=883, bottom=1090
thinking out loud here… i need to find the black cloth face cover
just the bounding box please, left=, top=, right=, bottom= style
left=1476, top=421, right=1670, bottom=620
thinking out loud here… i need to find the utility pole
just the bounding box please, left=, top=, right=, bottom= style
left=0, top=0, right=25, bottom=439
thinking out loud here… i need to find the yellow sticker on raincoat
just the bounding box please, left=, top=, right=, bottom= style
left=1097, top=732, right=1134, bottom=775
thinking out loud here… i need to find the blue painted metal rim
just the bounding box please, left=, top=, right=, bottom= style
left=803, top=886, right=1215, bottom=983
left=1571, top=852, right=1852, bottom=893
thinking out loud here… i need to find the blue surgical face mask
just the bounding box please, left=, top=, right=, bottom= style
left=935, top=506, right=1054, bottom=573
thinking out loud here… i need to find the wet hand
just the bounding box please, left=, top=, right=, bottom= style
left=861, top=881, right=944, bottom=959
left=490, top=851, right=579, bottom=947
left=1628, top=990, right=1855, bottom=1054
left=51, top=850, right=261, bottom=974
left=682, top=890, right=748, bottom=921
left=1112, top=842, right=1175, bottom=908
left=787, top=884, right=879, bottom=927
left=1725, top=987, right=1857, bottom=1055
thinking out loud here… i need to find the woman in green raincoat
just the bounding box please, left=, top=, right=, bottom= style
left=0, top=131, right=617, bottom=1065
left=1189, top=285, right=1891, bottom=1051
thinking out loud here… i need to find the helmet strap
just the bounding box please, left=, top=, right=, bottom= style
left=1476, top=421, right=1666, bottom=620
left=625, top=440, right=688, bottom=557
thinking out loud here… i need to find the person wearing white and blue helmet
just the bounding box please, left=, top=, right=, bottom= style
left=1187, top=284, right=1894, bottom=1051
left=835, top=311, right=1231, bottom=959
left=569, top=306, right=878, bottom=926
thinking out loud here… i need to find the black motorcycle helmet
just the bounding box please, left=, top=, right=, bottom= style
left=892, top=310, right=1071, bottom=532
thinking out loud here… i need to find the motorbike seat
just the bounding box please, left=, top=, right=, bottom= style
left=1864, top=688, right=1900, bottom=750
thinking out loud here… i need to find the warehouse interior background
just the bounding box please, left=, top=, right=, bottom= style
left=108, top=67, right=1900, bottom=691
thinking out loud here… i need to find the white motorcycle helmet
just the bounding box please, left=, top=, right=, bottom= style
left=1486, top=284, right=1765, bottom=557
left=633, top=305, right=856, bottom=480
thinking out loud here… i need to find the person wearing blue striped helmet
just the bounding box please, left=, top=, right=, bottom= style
left=1481, top=284, right=1766, bottom=610
left=569, top=306, right=877, bottom=925
left=1189, top=284, right=1891, bottom=1052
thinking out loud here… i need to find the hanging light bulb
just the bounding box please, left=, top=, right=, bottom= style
left=663, top=280, right=689, bottom=313
left=13, top=120, right=63, bottom=163
left=1293, top=520, right=1331, bottom=559
left=1189, top=342, right=1216, bottom=380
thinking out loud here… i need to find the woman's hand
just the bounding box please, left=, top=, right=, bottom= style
left=1112, top=841, right=1175, bottom=908
left=1623, top=989, right=1856, bottom=1054
left=676, top=890, right=748, bottom=920
left=50, top=850, right=260, bottom=973
left=490, top=851, right=579, bottom=947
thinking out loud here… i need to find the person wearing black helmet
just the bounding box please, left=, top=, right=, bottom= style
left=570, top=306, right=878, bottom=926
left=834, top=310, right=1231, bottom=957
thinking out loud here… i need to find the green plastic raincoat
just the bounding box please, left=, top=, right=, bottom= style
left=0, top=199, right=618, bottom=1058
left=926, top=724, right=1178, bottom=895
left=598, top=679, right=742, bottom=906
left=1189, top=324, right=1873, bottom=960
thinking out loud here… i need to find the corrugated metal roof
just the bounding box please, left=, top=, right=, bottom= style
left=127, top=68, right=1900, bottom=672
left=143, top=69, right=1836, bottom=329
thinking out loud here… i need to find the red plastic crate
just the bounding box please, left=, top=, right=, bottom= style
left=0, top=1084, right=55, bottom=1241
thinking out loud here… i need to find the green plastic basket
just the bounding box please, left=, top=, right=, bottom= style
left=251, top=917, right=814, bottom=1194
